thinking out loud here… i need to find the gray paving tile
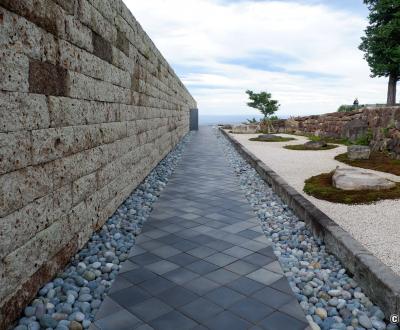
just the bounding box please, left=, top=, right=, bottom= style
left=167, top=252, right=200, bottom=266
left=95, top=309, right=141, bottom=330
left=205, top=268, right=240, bottom=285
left=258, top=311, right=308, bottom=330
left=204, top=286, right=245, bottom=308
left=246, top=268, right=283, bottom=286
left=224, top=260, right=259, bottom=276
left=145, top=260, right=180, bottom=275
left=128, top=298, right=173, bottom=322
left=179, top=297, right=224, bottom=323
left=252, top=287, right=294, bottom=309
left=138, top=275, right=176, bottom=295
left=109, top=286, right=151, bottom=308
left=186, top=246, right=217, bottom=258
left=183, top=277, right=221, bottom=295
left=226, top=277, right=265, bottom=296
left=157, top=286, right=199, bottom=307
left=94, top=296, right=123, bottom=320
left=128, top=252, right=163, bottom=266
left=279, top=299, right=307, bottom=321
left=149, top=310, right=198, bottom=330
left=185, top=259, right=220, bottom=275
left=228, top=297, right=274, bottom=323
left=205, top=311, right=252, bottom=330
left=121, top=268, right=158, bottom=285
left=223, top=246, right=253, bottom=258
left=151, top=246, right=181, bottom=258
left=204, top=252, right=237, bottom=267
left=243, top=253, right=275, bottom=267
left=162, top=267, right=200, bottom=285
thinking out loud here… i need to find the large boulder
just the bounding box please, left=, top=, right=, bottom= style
left=347, top=145, right=371, bottom=160
left=304, top=140, right=327, bottom=150
left=231, top=124, right=259, bottom=134
left=332, top=167, right=396, bottom=191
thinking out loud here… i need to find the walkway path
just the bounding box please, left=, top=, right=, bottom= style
left=91, top=127, right=309, bottom=330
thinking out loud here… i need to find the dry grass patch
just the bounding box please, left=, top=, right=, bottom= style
left=284, top=144, right=338, bottom=151
left=335, top=152, right=400, bottom=176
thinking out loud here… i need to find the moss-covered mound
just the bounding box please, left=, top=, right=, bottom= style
left=304, top=172, right=400, bottom=204
left=335, top=152, right=400, bottom=176
left=284, top=144, right=338, bottom=151
left=249, top=136, right=296, bottom=142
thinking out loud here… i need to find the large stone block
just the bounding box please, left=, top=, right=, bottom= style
left=29, top=60, right=68, bottom=96
left=0, top=50, right=29, bottom=92
left=0, top=163, right=52, bottom=217
left=0, top=131, right=32, bottom=174
left=66, top=71, right=131, bottom=103
left=0, top=91, right=50, bottom=132
left=64, top=14, right=93, bottom=52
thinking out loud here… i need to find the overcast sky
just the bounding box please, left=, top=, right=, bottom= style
left=124, top=0, right=388, bottom=117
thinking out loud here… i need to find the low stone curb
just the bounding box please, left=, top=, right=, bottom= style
left=220, top=128, right=400, bottom=319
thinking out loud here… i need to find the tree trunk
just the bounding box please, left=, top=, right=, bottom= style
left=387, top=73, right=398, bottom=105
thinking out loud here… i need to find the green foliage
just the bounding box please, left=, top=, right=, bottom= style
left=337, top=105, right=358, bottom=113
left=354, top=129, right=373, bottom=146
left=249, top=136, right=295, bottom=142
left=359, top=0, right=400, bottom=78
left=246, top=90, right=280, bottom=119
left=246, top=117, right=259, bottom=124
left=308, top=135, right=352, bottom=145
left=269, top=115, right=280, bottom=121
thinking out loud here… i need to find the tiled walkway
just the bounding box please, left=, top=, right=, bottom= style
left=92, top=127, right=309, bottom=330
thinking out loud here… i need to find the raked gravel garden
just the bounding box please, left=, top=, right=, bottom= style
left=13, top=128, right=395, bottom=330
left=215, top=129, right=393, bottom=330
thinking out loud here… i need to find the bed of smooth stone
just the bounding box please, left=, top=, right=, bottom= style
left=215, top=129, right=395, bottom=330
left=13, top=133, right=193, bottom=330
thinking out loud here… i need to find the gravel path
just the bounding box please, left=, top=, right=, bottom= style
left=216, top=129, right=394, bottom=330
left=231, top=132, right=400, bottom=276
left=13, top=133, right=193, bottom=330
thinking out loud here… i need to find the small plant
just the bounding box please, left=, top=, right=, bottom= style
left=246, top=117, right=259, bottom=124
left=354, top=129, right=373, bottom=146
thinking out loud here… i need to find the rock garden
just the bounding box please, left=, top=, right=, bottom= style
left=217, top=129, right=392, bottom=330
left=229, top=130, right=400, bottom=276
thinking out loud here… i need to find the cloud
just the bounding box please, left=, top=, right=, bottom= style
left=124, top=0, right=387, bottom=117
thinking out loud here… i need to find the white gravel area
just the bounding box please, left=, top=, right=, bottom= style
left=231, top=132, right=400, bottom=275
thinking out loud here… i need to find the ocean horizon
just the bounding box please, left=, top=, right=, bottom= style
left=199, top=114, right=289, bottom=125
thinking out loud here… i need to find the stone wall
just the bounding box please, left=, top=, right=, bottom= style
left=0, top=1, right=196, bottom=328
left=274, top=107, right=400, bottom=159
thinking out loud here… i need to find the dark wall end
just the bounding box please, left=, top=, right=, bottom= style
left=190, top=108, right=199, bottom=131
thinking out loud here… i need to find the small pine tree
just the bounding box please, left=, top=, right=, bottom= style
left=245, top=90, right=280, bottom=119
left=359, top=0, right=400, bottom=105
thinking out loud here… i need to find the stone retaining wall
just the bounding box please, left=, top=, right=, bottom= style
left=272, top=107, right=400, bottom=158
left=0, top=1, right=196, bottom=328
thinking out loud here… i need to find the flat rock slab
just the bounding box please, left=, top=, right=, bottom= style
left=347, top=145, right=371, bottom=160
left=332, top=167, right=396, bottom=191
left=257, top=134, right=278, bottom=140
left=304, top=141, right=327, bottom=149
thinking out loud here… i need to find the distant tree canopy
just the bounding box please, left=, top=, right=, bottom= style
left=359, top=0, right=400, bottom=105
left=246, top=90, right=280, bottom=119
